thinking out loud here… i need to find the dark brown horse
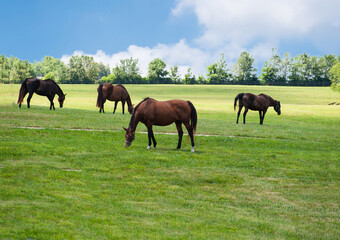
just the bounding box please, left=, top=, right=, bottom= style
left=17, top=78, right=66, bottom=110
left=234, top=93, right=281, bottom=124
left=124, top=98, right=197, bottom=152
left=96, top=83, right=133, bottom=114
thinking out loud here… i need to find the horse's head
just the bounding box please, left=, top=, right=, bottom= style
left=58, top=94, right=66, bottom=108
left=274, top=101, right=281, bottom=115
left=124, top=127, right=135, bottom=147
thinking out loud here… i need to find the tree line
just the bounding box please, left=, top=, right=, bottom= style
left=1, top=50, right=340, bottom=91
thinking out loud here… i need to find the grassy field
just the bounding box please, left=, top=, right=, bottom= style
left=0, top=84, right=339, bottom=239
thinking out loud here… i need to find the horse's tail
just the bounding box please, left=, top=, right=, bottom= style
left=17, top=78, right=28, bottom=105
left=187, top=101, right=197, bottom=134
left=234, top=93, right=244, bottom=111
left=96, top=83, right=104, bottom=108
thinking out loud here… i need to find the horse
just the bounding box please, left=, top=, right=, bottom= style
left=124, top=98, right=197, bottom=152
left=234, top=93, right=281, bottom=124
left=17, top=78, right=66, bottom=110
left=96, top=83, right=133, bottom=114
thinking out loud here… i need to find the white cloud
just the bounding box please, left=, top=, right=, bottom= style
left=61, top=40, right=212, bottom=77
left=173, top=0, right=340, bottom=45
left=173, top=0, right=340, bottom=60
left=61, top=0, right=340, bottom=78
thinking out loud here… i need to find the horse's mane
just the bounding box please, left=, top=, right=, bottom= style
left=128, top=97, right=151, bottom=128
left=259, top=93, right=272, bottom=100
left=44, top=78, right=57, bottom=84
left=45, top=79, right=64, bottom=95
left=259, top=93, right=277, bottom=105
left=116, top=84, right=127, bottom=90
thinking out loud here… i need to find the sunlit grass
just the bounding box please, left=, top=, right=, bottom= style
left=0, top=84, right=339, bottom=239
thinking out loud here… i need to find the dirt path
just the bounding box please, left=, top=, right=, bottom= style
left=14, top=126, right=267, bottom=139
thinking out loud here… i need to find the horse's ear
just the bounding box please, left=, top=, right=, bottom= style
left=123, top=127, right=127, bottom=131
left=64, top=93, right=67, bottom=96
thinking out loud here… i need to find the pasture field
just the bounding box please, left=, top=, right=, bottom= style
left=0, top=84, right=339, bottom=239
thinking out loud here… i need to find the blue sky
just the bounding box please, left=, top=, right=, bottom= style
left=1, top=0, right=340, bottom=76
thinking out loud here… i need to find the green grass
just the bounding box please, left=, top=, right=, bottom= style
left=0, top=84, right=339, bottom=239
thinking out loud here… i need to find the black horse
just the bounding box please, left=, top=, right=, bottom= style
left=234, top=93, right=281, bottom=124
left=17, top=78, right=66, bottom=110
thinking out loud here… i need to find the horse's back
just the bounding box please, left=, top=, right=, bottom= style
left=113, top=84, right=130, bottom=100
left=242, top=93, right=256, bottom=105
left=242, top=93, right=269, bottom=110
left=34, top=79, right=60, bottom=96
left=142, top=99, right=191, bottom=126
left=26, top=78, right=41, bottom=91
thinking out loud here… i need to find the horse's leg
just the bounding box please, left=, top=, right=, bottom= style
left=261, top=109, right=267, bottom=125
left=27, top=92, right=34, bottom=108
left=243, top=108, right=249, bottom=124
left=101, top=99, right=106, bottom=113
left=236, top=105, right=243, bottom=124
left=184, top=122, right=195, bottom=152
left=113, top=101, right=118, bottom=114
left=48, top=95, right=55, bottom=110
left=122, top=100, right=125, bottom=114
left=147, top=126, right=157, bottom=149
left=175, top=121, right=183, bottom=149
left=259, top=111, right=263, bottom=124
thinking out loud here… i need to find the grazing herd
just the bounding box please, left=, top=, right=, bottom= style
left=17, top=78, right=281, bottom=151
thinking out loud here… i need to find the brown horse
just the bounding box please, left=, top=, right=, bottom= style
left=234, top=93, right=281, bottom=124
left=17, top=78, right=66, bottom=110
left=96, top=83, right=133, bottom=114
left=124, top=98, right=197, bottom=152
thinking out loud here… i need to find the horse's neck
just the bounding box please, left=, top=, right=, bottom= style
left=55, top=84, right=64, bottom=97
left=129, top=111, right=140, bottom=131
left=126, top=96, right=132, bottom=107
left=268, top=97, right=276, bottom=106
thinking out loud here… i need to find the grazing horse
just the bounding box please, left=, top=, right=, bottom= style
left=234, top=93, right=281, bottom=124
left=124, top=98, right=197, bottom=152
left=17, top=78, right=66, bottom=110
left=96, top=83, right=133, bottom=114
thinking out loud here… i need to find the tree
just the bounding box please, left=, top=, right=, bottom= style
left=287, top=53, right=334, bottom=86
left=0, top=55, right=11, bottom=82
left=259, top=49, right=290, bottom=85
left=207, top=53, right=231, bottom=84
left=34, top=56, right=68, bottom=82
left=329, top=62, right=340, bottom=92
left=197, top=75, right=206, bottom=84
left=101, top=58, right=142, bottom=84
left=44, top=72, right=56, bottom=80
left=183, top=68, right=196, bottom=84
left=170, top=65, right=181, bottom=84
left=147, top=58, right=169, bottom=84
left=8, top=56, right=35, bottom=83
left=67, top=55, right=99, bottom=84
left=233, top=51, right=258, bottom=85
left=260, top=63, right=279, bottom=85
left=97, top=62, right=111, bottom=80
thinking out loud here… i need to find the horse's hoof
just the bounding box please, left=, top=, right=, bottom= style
left=146, top=146, right=151, bottom=150
left=191, top=147, right=195, bottom=153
